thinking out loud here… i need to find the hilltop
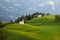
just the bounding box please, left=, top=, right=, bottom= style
left=2, top=15, right=60, bottom=40
left=27, top=15, right=56, bottom=26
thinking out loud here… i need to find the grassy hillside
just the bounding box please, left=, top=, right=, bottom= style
left=3, top=15, right=60, bottom=40
left=27, top=15, right=56, bottom=26
left=4, top=24, right=41, bottom=40
left=4, top=23, right=60, bottom=40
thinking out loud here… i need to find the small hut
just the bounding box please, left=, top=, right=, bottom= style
left=19, top=19, right=24, bottom=24
left=38, top=15, right=42, bottom=17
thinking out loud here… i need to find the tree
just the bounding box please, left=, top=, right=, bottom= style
left=0, top=20, right=4, bottom=28
left=15, top=17, right=21, bottom=23
left=55, top=15, right=60, bottom=22
left=0, top=29, right=6, bottom=40
left=10, top=20, right=15, bottom=24
left=42, top=13, right=45, bottom=17
left=15, top=15, right=25, bottom=23
left=46, top=13, right=50, bottom=15
left=26, top=14, right=31, bottom=21
left=10, top=20, right=13, bottom=23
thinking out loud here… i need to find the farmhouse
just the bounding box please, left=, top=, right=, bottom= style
left=38, top=15, right=42, bottom=17
left=19, top=19, right=24, bottom=24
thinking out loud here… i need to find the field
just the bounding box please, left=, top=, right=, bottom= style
left=3, top=15, right=60, bottom=40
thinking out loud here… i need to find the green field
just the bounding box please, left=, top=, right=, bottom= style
left=3, top=15, right=60, bottom=40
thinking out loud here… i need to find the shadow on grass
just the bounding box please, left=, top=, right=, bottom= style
left=0, top=28, right=6, bottom=40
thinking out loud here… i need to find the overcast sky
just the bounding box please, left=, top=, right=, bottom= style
left=0, top=0, right=60, bottom=22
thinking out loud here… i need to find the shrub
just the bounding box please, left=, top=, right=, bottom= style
left=0, top=29, right=6, bottom=40
left=46, top=13, right=50, bottom=15
left=55, top=15, right=60, bottom=22
left=0, top=20, right=4, bottom=28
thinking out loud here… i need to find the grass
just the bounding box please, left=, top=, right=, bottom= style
left=3, top=15, right=60, bottom=40
left=27, top=15, right=56, bottom=26
left=4, top=24, right=41, bottom=40
left=3, top=23, right=60, bottom=40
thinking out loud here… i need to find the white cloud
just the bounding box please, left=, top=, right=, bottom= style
left=46, top=1, right=55, bottom=10
left=14, top=3, right=21, bottom=7
left=9, top=6, right=14, bottom=9
left=28, top=7, right=37, bottom=11
left=6, top=0, right=10, bottom=2
left=10, top=15, right=15, bottom=18
left=6, top=8, right=16, bottom=11
left=38, top=4, right=45, bottom=7
left=10, top=15, right=17, bottom=19
left=6, top=6, right=17, bottom=11
left=38, top=1, right=55, bottom=10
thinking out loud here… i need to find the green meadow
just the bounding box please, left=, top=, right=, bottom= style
left=3, top=15, right=60, bottom=40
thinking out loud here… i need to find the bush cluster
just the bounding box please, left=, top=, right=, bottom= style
left=55, top=15, right=60, bottom=22
left=0, top=20, right=4, bottom=28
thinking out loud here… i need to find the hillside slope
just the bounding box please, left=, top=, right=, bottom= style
left=4, top=24, right=41, bottom=40
left=27, top=15, right=55, bottom=26
left=3, top=15, right=60, bottom=40
left=4, top=23, right=60, bottom=40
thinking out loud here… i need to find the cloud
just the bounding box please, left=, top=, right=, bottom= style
left=38, top=4, right=45, bottom=7
left=28, top=7, right=37, bottom=11
left=0, top=5, right=6, bottom=9
left=10, top=15, right=15, bottom=18
left=6, top=0, right=11, bottom=2
left=10, top=10, right=16, bottom=11
left=0, top=15, right=2, bottom=17
left=6, top=6, right=17, bottom=11
left=0, top=3, right=6, bottom=9
left=0, top=3, right=3, bottom=5
left=14, top=3, right=21, bottom=7
left=46, top=1, right=55, bottom=10
left=0, top=12, right=2, bottom=15
left=0, top=12, right=2, bottom=13
left=9, top=6, right=14, bottom=9
left=6, top=8, right=9, bottom=11
left=6, top=8, right=16, bottom=11
left=38, top=1, right=55, bottom=10
left=10, top=15, right=17, bottom=19
left=21, top=0, right=25, bottom=1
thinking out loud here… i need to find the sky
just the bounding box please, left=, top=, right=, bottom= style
left=0, top=0, right=60, bottom=22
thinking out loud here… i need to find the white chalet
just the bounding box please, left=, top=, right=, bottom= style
left=19, top=19, right=24, bottom=24
left=38, top=15, right=42, bottom=17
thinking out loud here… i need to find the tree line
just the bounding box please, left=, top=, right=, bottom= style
left=0, top=12, right=60, bottom=28
left=14, top=12, right=45, bottom=23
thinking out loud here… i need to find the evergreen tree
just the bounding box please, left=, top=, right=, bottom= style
left=10, top=20, right=13, bottom=23
left=15, top=17, right=21, bottom=23
left=46, top=13, right=50, bottom=15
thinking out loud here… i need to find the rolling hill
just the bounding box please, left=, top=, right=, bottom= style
left=3, top=15, right=60, bottom=40
left=4, top=24, right=41, bottom=40
left=27, top=15, right=56, bottom=26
